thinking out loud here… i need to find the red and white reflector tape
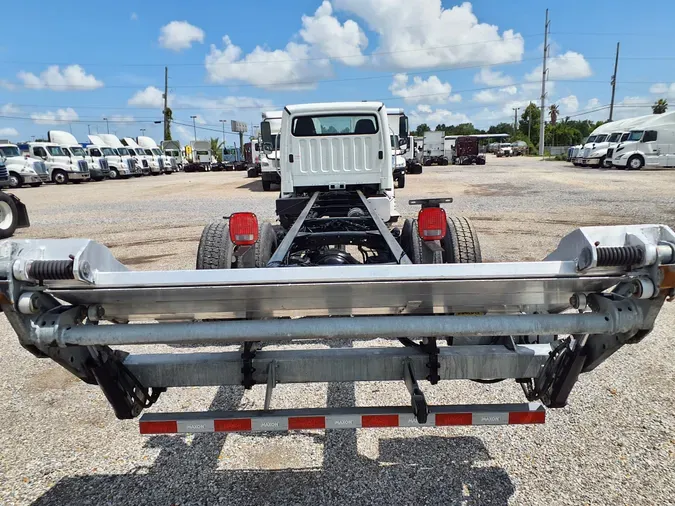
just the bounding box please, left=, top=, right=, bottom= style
left=139, top=403, right=545, bottom=435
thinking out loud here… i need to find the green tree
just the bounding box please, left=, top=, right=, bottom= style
left=487, top=122, right=513, bottom=135
left=519, top=102, right=541, bottom=146
left=414, top=123, right=431, bottom=136
left=164, top=107, right=173, bottom=140
left=549, top=104, right=560, bottom=126
left=652, top=98, right=668, bottom=114
left=210, top=137, right=223, bottom=162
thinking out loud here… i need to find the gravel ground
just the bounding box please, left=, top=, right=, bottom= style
left=1, top=156, right=674, bottom=505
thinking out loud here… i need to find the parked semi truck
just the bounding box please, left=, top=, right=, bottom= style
left=0, top=141, right=48, bottom=188
left=0, top=102, right=673, bottom=440
left=609, top=111, right=675, bottom=170
left=137, top=136, right=174, bottom=174
left=161, top=140, right=183, bottom=170
left=49, top=131, right=109, bottom=181
left=18, top=142, right=90, bottom=184
left=422, top=131, right=448, bottom=165
left=96, top=134, right=142, bottom=178
left=122, top=138, right=156, bottom=175
left=184, top=141, right=212, bottom=172
left=260, top=110, right=282, bottom=191
left=453, top=136, right=486, bottom=165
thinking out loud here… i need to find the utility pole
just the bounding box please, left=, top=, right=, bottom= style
left=512, top=107, right=519, bottom=137
left=87, top=124, right=91, bottom=135
left=190, top=115, right=197, bottom=142
left=140, top=128, right=146, bottom=136
left=539, top=8, right=550, bottom=157
left=608, top=42, right=620, bottom=122
left=163, top=66, right=169, bottom=140
left=103, top=117, right=110, bottom=134
left=528, top=112, right=532, bottom=141
left=219, top=119, right=226, bottom=144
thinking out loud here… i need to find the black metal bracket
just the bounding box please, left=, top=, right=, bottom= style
left=420, top=337, right=440, bottom=385
left=403, top=359, right=429, bottom=424
left=87, top=346, right=165, bottom=419
left=409, top=198, right=453, bottom=208
left=241, top=341, right=257, bottom=389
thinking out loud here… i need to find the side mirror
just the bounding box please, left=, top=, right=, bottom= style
left=261, top=122, right=273, bottom=155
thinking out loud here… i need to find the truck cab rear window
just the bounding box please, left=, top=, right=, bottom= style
left=292, top=115, right=379, bottom=137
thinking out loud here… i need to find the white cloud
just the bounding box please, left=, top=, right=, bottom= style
left=334, top=0, right=524, bottom=69
left=474, top=67, right=513, bottom=86
left=525, top=51, right=592, bottom=81
left=0, top=127, right=18, bottom=137
left=649, top=82, right=675, bottom=97
left=299, top=1, right=368, bottom=66
left=205, top=36, right=330, bottom=90
left=130, top=12, right=138, bottom=21
left=558, top=95, right=579, bottom=114
left=128, top=86, right=165, bottom=108
left=159, top=21, right=205, bottom=51
left=586, top=97, right=601, bottom=109
left=109, top=115, right=135, bottom=123
left=17, top=65, right=103, bottom=91
left=1, top=103, right=20, bottom=115
left=31, top=108, right=79, bottom=125
left=0, top=79, right=16, bottom=91
left=389, top=74, right=460, bottom=104
left=409, top=104, right=471, bottom=127
left=472, top=85, right=518, bottom=104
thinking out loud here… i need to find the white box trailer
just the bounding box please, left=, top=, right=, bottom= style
left=185, top=141, right=212, bottom=171
left=422, top=131, right=447, bottom=165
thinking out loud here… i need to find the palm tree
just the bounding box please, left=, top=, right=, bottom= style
left=210, top=137, right=223, bottom=162
left=548, top=104, right=560, bottom=126
left=652, top=98, right=668, bottom=114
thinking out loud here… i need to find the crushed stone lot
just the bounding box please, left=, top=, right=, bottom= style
left=1, top=155, right=674, bottom=506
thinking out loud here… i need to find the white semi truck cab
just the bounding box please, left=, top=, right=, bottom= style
left=260, top=110, right=282, bottom=191
left=122, top=138, right=156, bottom=175
left=137, top=136, right=173, bottom=174
left=275, top=102, right=397, bottom=224
left=48, top=131, right=109, bottom=181
left=0, top=142, right=47, bottom=188
left=96, top=134, right=141, bottom=178
left=161, top=140, right=182, bottom=170
left=19, top=142, right=90, bottom=184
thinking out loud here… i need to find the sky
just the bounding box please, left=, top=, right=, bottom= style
left=2, top=0, right=675, bottom=145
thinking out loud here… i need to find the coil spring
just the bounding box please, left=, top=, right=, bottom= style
left=596, top=246, right=643, bottom=267
left=28, top=260, right=74, bottom=280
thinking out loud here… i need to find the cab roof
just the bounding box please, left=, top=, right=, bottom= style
left=284, top=102, right=385, bottom=114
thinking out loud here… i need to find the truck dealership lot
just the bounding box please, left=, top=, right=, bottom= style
left=1, top=156, right=674, bottom=505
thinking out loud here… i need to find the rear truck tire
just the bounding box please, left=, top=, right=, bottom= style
left=109, top=168, right=119, bottom=180
left=196, top=220, right=234, bottom=269
left=598, top=156, right=606, bottom=168
left=0, top=192, right=19, bottom=239
left=247, top=167, right=258, bottom=178
left=627, top=155, right=644, bottom=170
left=400, top=218, right=426, bottom=264
left=52, top=170, right=68, bottom=185
left=9, top=173, right=22, bottom=189
left=396, top=173, right=406, bottom=189
left=442, top=216, right=482, bottom=264
left=255, top=222, right=279, bottom=267
left=262, top=179, right=272, bottom=191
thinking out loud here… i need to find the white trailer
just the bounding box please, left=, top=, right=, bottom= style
left=185, top=141, right=212, bottom=171
left=422, top=131, right=447, bottom=165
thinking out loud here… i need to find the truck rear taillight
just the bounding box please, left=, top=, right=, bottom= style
left=418, top=208, right=447, bottom=241
left=229, top=212, right=259, bottom=245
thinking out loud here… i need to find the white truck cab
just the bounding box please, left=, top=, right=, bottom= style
left=386, top=108, right=410, bottom=153
left=48, top=131, right=109, bottom=181
left=276, top=101, right=397, bottom=223
left=0, top=142, right=47, bottom=188
left=97, top=134, right=141, bottom=178
left=260, top=110, right=283, bottom=191
left=611, top=111, right=675, bottom=170
left=161, top=140, right=182, bottom=170
left=122, top=138, right=156, bottom=175
left=20, top=142, right=89, bottom=184
left=137, top=136, right=173, bottom=174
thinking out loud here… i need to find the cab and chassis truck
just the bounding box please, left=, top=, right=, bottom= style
left=0, top=102, right=673, bottom=437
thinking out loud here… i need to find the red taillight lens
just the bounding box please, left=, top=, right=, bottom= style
left=418, top=208, right=447, bottom=241
left=229, top=212, right=259, bottom=245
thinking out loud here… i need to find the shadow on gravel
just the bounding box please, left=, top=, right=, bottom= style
left=32, top=340, right=515, bottom=506
left=237, top=180, right=267, bottom=193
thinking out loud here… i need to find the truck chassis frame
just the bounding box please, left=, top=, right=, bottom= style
left=0, top=189, right=673, bottom=434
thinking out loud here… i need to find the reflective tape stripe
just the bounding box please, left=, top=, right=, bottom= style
left=139, top=404, right=545, bottom=434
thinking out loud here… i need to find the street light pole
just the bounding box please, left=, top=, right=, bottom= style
left=103, top=117, right=110, bottom=134
left=190, top=115, right=197, bottom=142
left=140, top=128, right=146, bottom=137
left=219, top=119, right=226, bottom=144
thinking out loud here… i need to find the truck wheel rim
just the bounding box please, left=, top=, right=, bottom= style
left=0, top=201, right=13, bottom=230
left=630, top=158, right=641, bottom=169
left=55, top=173, right=65, bottom=183
left=110, top=170, right=117, bottom=179
left=9, top=176, right=19, bottom=188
